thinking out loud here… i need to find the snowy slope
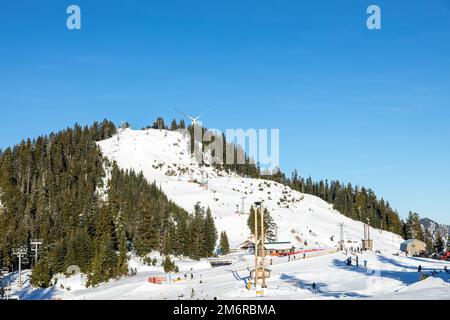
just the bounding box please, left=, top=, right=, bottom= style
left=97, top=128, right=404, bottom=252
left=4, top=128, right=449, bottom=301
left=4, top=250, right=449, bottom=300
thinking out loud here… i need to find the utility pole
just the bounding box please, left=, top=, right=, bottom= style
left=30, top=240, right=42, bottom=266
left=12, top=246, right=27, bottom=287
left=254, top=204, right=259, bottom=289
left=260, top=204, right=266, bottom=289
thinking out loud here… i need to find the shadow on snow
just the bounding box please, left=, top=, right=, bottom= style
left=279, top=273, right=369, bottom=298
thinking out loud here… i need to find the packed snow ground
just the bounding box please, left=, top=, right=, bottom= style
left=3, top=128, right=448, bottom=300
left=3, top=251, right=449, bottom=300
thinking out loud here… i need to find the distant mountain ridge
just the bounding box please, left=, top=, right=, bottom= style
left=421, top=218, right=449, bottom=242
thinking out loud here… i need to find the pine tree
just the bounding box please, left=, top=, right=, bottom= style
left=433, top=232, right=445, bottom=253
left=189, top=203, right=206, bottom=260
left=247, top=206, right=277, bottom=242
left=116, top=214, right=128, bottom=277
left=163, top=256, right=177, bottom=273
left=423, top=229, right=434, bottom=251
left=170, top=119, right=178, bottom=131
left=31, top=256, right=53, bottom=288
left=219, top=231, right=230, bottom=255
left=405, top=212, right=425, bottom=241
left=203, top=208, right=217, bottom=257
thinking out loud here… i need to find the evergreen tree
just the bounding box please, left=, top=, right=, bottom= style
left=433, top=233, right=445, bottom=253
left=116, top=214, right=128, bottom=277
left=162, top=256, right=177, bottom=273
left=219, top=231, right=230, bottom=255
left=404, top=212, right=425, bottom=241
left=189, top=203, right=206, bottom=260
left=31, top=256, right=53, bottom=288
left=247, top=206, right=277, bottom=242
left=203, top=208, right=217, bottom=257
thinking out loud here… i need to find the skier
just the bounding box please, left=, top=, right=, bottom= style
left=191, top=273, right=194, bottom=280
left=311, top=282, right=317, bottom=294
left=347, top=257, right=352, bottom=266
left=364, top=260, right=368, bottom=268
left=418, top=265, right=422, bottom=273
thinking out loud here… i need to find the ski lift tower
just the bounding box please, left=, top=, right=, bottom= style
left=240, top=196, right=247, bottom=215
left=338, top=223, right=346, bottom=250
left=12, top=246, right=28, bottom=287
left=30, top=239, right=42, bottom=266
left=362, top=218, right=373, bottom=251
left=252, top=201, right=267, bottom=297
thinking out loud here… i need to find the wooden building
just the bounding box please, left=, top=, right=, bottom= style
left=400, top=239, right=427, bottom=255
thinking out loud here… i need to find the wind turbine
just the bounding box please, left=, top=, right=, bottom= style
left=176, top=108, right=208, bottom=126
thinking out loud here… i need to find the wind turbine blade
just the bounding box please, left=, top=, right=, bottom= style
left=175, top=108, right=195, bottom=122
left=193, top=109, right=210, bottom=121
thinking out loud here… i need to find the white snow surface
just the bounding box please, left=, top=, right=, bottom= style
left=3, top=251, right=449, bottom=300
left=97, top=128, right=403, bottom=252
left=4, top=128, right=448, bottom=300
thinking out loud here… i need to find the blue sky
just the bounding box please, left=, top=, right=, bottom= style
left=0, top=1, right=449, bottom=224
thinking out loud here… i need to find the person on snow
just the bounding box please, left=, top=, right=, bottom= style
left=364, top=260, right=368, bottom=268
left=191, top=273, right=194, bottom=280
left=356, top=256, right=359, bottom=267
left=418, top=265, right=422, bottom=273
left=0, top=286, right=5, bottom=300
left=312, top=282, right=317, bottom=294
left=346, top=257, right=351, bottom=266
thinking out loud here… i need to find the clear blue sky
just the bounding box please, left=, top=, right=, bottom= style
left=0, top=1, right=449, bottom=224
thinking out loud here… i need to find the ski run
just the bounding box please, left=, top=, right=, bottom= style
left=2, top=128, right=449, bottom=300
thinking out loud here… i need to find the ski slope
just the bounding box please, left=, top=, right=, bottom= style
left=97, top=128, right=404, bottom=252
left=3, top=250, right=449, bottom=300
left=3, top=128, right=449, bottom=301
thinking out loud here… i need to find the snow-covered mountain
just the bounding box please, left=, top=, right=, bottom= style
left=421, top=218, right=449, bottom=243
left=6, top=127, right=449, bottom=301
left=97, top=128, right=404, bottom=252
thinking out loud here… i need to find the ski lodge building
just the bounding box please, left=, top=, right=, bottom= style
left=400, top=239, right=427, bottom=255
left=257, top=242, right=295, bottom=257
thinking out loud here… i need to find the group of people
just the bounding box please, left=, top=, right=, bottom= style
left=344, top=247, right=363, bottom=255
left=346, top=256, right=368, bottom=268
left=183, top=273, right=195, bottom=280
left=418, top=265, right=449, bottom=275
